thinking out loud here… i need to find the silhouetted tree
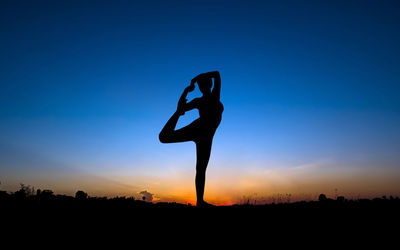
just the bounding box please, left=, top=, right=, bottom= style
left=75, top=190, right=88, bottom=200
left=14, top=183, right=35, bottom=198
left=318, top=194, right=327, bottom=202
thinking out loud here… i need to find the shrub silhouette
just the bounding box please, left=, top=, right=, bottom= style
left=14, top=183, right=35, bottom=198
left=75, top=190, right=88, bottom=200
left=318, top=193, right=327, bottom=202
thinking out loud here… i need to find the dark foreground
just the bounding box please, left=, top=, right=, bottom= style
left=2, top=189, right=399, bottom=244
left=2, top=189, right=399, bottom=228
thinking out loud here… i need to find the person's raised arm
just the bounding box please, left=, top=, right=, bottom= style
left=177, top=84, right=195, bottom=115
left=184, top=98, right=200, bottom=112
left=191, top=71, right=221, bottom=98
left=210, top=71, right=221, bottom=99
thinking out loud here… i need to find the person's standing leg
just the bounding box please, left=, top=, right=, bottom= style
left=195, top=138, right=213, bottom=206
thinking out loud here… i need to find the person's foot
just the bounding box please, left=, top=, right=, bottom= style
left=196, top=200, right=216, bottom=207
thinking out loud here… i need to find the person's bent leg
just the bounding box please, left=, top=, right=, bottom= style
left=159, top=113, right=200, bottom=143
left=159, top=111, right=180, bottom=143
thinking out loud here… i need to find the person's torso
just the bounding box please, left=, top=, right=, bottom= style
left=197, top=95, right=224, bottom=129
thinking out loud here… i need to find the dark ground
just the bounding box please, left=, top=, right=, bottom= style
left=2, top=188, right=399, bottom=222
left=1, top=187, right=399, bottom=242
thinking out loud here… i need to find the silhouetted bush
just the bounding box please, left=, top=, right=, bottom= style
left=75, top=190, right=88, bottom=200
left=337, top=196, right=345, bottom=202
left=318, top=193, right=327, bottom=202
left=13, top=183, right=35, bottom=199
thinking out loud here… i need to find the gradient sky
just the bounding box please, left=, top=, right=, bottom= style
left=1, top=0, right=400, bottom=204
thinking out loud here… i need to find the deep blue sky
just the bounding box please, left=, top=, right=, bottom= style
left=1, top=0, right=399, bottom=202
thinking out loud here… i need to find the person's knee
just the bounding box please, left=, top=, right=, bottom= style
left=159, top=131, right=169, bottom=143
left=196, top=166, right=207, bottom=175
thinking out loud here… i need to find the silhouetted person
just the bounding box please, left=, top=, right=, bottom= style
left=159, top=71, right=223, bottom=207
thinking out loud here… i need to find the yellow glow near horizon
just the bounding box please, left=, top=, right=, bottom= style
left=3, top=164, right=399, bottom=205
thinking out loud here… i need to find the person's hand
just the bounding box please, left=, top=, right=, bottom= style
left=177, top=97, right=187, bottom=116
left=191, top=72, right=210, bottom=83
left=185, top=83, right=195, bottom=92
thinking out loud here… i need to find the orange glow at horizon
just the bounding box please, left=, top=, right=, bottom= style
left=3, top=164, right=399, bottom=206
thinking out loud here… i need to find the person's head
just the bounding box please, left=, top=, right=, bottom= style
left=197, top=76, right=212, bottom=95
